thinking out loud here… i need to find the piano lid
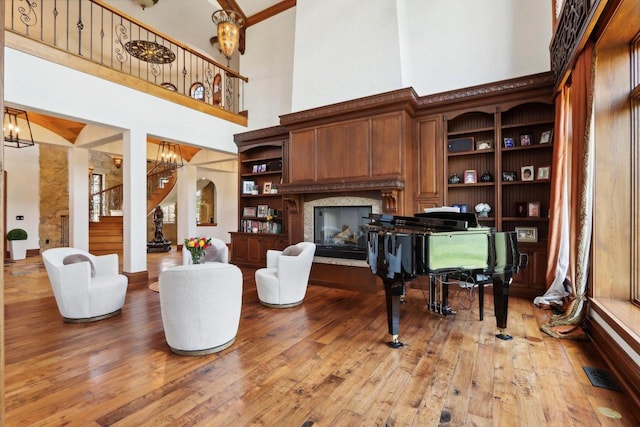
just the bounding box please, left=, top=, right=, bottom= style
left=414, top=211, right=479, bottom=228
left=367, top=213, right=470, bottom=232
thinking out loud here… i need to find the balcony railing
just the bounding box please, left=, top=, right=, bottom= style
left=5, top=0, right=247, bottom=115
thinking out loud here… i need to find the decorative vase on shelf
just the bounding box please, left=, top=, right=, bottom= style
left=480, top=171, right=493, bottom=182
left=448, top=173, right=461, bottom=184
left=478, top=211, right=489, bottom=218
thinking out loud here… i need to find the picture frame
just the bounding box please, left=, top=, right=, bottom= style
left=528, top=201, right=541, bottom=217
left=242, top=180, right=255, bottom=194
left=257, top=204, right=269, bottom=218
left=515, top=202, right=527, bottom=217
left=476, top=139, right=493, bottom=150
left=515, top=226, right=538, bottom=242
left=263, top=182, right=272, bottom=194
left=502, top=171, right=518, bottom=182
left=520, top=133, right=533, bottom=146
left=464, top=169, right=477, bottom=184
left=521, top=165, right=534, bottom=181
left=243, top=206, right=257, bottom=217
left=252, top=165, right=259, bottom=173
left=539, top=130, right=553, bottom=144
left=537, top=166, right=551, bottom=180
left=503, top=137, right=514, bottom=148
left=259, top=164, right=267, bottom=173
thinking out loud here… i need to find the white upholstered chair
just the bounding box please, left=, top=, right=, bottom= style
left=255, top=242, right=316, bottom=308
left=182, top=237, right=229, bottom=265
left=42, top=247, right=128, bottom=322
left=159, top=262, right=243, bottom=356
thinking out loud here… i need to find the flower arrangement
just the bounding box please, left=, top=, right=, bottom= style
left=475, top=203, right=492, bottom=217
left=184, top=236, right=212, bottom=264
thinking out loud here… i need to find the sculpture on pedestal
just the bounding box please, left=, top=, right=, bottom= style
left=147, top=205, right=172, bottom=252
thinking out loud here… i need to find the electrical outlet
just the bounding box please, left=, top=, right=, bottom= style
left=16, top=215, right=24, bottom=220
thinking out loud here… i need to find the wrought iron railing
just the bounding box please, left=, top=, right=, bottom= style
left=5, top=0, right=247, bottom=114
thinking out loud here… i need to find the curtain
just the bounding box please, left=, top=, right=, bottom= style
left=534, top=41, right=595, bottom=339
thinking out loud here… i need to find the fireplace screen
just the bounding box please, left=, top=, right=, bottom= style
left=313, top=205, right=372, bottom=259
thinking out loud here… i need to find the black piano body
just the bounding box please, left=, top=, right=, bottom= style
left=365, top=213, right=526, bottom=347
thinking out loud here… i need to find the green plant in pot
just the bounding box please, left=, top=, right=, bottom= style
left=7, top=228, right=28, bottom=261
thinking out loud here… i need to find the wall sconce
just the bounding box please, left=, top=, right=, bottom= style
left=112, top=156, right=123, bottom=169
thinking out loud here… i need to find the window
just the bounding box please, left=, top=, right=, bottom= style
left=90, top=173, right=104, bottom=222
left=162, top=203, right=176, bottom=224
left=190, top=82, right=205, bottom=101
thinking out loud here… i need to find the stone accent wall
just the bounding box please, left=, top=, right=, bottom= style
left=39, top=145, right=69, bottom=250
left=89, top=151, right=123, bottom=189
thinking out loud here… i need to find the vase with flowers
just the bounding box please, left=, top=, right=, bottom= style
left=184, top=236, right=212, bottom=264
left=475, top=203, right=492, bottom=218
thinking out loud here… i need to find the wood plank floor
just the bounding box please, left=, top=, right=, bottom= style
left=4, top=250, right=639, bottom=426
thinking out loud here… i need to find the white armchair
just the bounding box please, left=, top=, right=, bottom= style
left=159, top=263, right=243, bottom=356
left=255, top=242, right=316, bottom=308
left=182, top=237, right=229, bottom=265
left=42, top=247, right=128, bottom=322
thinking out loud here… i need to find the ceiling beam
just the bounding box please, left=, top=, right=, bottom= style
left=246, top=1, right=296, bottom=27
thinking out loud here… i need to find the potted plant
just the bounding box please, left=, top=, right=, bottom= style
left=7, top=228, right=28, bottom=260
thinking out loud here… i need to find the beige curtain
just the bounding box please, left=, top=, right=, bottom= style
left=534, top=41, right=595, bottom=339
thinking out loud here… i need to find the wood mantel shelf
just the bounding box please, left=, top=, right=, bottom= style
left=277, top=179, right=404, bottom=195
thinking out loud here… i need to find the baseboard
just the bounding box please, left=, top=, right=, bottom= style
left=584, top=316, right=640, bottom=409
left=124, top=270, right=149, bottom=290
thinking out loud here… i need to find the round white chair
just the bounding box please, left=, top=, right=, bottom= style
left=159, top=262, right=243, bottom=356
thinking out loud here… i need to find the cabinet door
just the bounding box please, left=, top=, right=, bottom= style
left=247, top=235, right=265, bottom=265
left=231, top=234, right=248, bottom=264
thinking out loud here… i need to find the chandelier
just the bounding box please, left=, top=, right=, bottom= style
left=3, top=107, right=35, bottom=148
left=211, top=9, right=244, bottom=64
left=154, top=141, right=183, bottom=172
left=133, top=0, right=158, bottom=10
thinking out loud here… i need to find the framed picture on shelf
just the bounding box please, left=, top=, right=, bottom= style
left=537, top=166, right=551, bottom=180
left=242, top=180, right=255, bottom=194
left=243, top=206, right=257, bottom=217
left=263, top=182, right=272, bottom=194
left=515, top=226, right=538, bottom=242
left=252, top=165, right=259, bottom=173
left=476, top=140, right=493, bottom=150
left=502, top=171, right=517, bottom=182
left=539, top=130, right=553, bottom=144
left=257, top=204, right=269, bottom=218
left=521, top=165, right=534, bottom=181
left=528, top=202, right=541, bottom=217
left=503, top=137, right=514, bottom=148
left=464, top=169, right=477, bottom=184
left=520, top=133, right=533, bottom=146
left=515, top=202, right=527, bottom=217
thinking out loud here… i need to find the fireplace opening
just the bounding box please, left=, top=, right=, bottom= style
left=313, top=205, right=372, bottom=260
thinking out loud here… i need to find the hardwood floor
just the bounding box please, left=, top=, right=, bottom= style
left=4, top=250, right=639, bottom=426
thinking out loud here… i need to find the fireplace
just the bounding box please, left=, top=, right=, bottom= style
left=313, top=205, right=372, bottom=260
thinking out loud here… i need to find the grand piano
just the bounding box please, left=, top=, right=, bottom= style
left=365, top=212, right=527, bottom=348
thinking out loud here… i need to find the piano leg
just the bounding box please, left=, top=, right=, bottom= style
left=493, top=274, right=513, bottom=341
left=384, top=280, right=405, bottom=348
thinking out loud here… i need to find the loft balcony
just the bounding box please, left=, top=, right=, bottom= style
left=4, top=0, right=248, bottom=126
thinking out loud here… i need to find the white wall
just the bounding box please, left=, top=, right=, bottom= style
left=290, top=0, right=404, bottom=112
left=241, top=0, right=552, bottom=125
left=4, top=145, right=40, bottom=251
left=241, top=8, right=297, bottom=130
left=405, top=0, right=553, bottom=95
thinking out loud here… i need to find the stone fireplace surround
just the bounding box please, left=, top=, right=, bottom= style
left=303, top=195, right=382, bottom=267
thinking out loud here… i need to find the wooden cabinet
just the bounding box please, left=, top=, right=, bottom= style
left=443, top=101, right=554, bottom=296
left=232, top=126, right=289, bottom=267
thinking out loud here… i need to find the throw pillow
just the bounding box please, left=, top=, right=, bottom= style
left=63, top=254, right=96, bottom=277
left=203, top=245, right=219, bottom=263
left=282, top=244, right=303, bottom=257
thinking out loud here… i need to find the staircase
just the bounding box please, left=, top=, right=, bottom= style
left=88, top=168, right=177, bottom=255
